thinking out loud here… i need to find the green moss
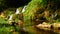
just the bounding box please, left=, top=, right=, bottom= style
left=0, top=26, right=14, bottom=34
left=0, top=17, right=7, bottom=24
left=23, top=0, right=47, bottom=25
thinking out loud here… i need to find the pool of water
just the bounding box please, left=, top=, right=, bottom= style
left=24, top=21, right=58, bottom=34
left=25, top=26, right=58, bottom=34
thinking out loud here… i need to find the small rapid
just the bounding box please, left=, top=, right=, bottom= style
left=8, top=5, right=27, bottom=21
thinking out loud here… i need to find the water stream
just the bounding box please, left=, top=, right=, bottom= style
left=7, top=5, right=59, bottom=34
left=21, top=5, right=27, bottom=13
left=8, top=5, right=27, bottom=21
left=8, top=14, right=13, bottom=20
left=15, top=8, right=20, bottom=14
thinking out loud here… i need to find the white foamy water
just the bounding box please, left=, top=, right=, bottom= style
left=22, top=5, right=27, bottom=13
left=8, top=5, right=27, bottom=20
left=15, top=8, right=20, bottom=14
left=8, top=14, right=13, bottom=20
left=15, top=5, right=27, bottom=14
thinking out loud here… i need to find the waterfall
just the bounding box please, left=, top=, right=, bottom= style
left=21, top=5, right=27, bottom=13
left=15, top=5, right=27, bottom=14
left=8, top=14, right=13, bottom=20
left=8, top=8, right=20, bottom=20
left=8, top=5, right=27, bottom=21
left=15, top=8, right=20, bottom=14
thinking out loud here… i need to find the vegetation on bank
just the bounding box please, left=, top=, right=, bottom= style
left=0, top=0, right=60, bottom=34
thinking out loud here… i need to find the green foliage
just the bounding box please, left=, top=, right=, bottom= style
left=0, top=17, right=7, bottom=24
left=5, top=11, right=13, bottom=16
left=0, top=17, right=19, bottom=34
left=0, top=0, right=5, bottom=5
left=0, top=26, right=14, bottom=34
left=40, top=0, right=47, bottom=7
left=23, top=0, right=47, bottom=25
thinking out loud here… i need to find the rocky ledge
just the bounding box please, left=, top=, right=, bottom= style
left=35, top=22, right=60, bottom=34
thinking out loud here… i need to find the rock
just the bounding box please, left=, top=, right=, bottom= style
left=36, top=22, right=51, bottom=30
left=52, top=23, right=60, bottom=29
left=42, top=22, right=47, bottom=25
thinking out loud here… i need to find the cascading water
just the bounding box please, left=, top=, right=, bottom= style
left=8, top=14, right=13, bottom=20
left=8, top=8, right=20, bottom=20
left=8, top=5, right=27, bottom=21
left=15, top=8, right=20, bottom=14
left=15, top=5, right=27, bottom=14
left=21, top=5, right=27, bottom=13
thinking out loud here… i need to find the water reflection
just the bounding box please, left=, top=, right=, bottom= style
left=24, top=21, right=59, bottom=34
